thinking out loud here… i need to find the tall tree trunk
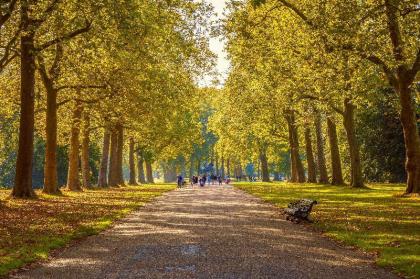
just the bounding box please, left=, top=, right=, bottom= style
left=327, top=117, right=344, bottom=185
left=292, top=122, right=306, bottom=183
left=43, top=87, right=59, bottom=194
left=315, top=113, right=329, bottom=184
left=259, top=148, right=270, bottom=182
left=286, top=110, right=305, bottom=183
left=137, top=152, right=146, bottom=184
left=383, top=0, right=420, bottom=194
left=257, top=160, right=261, bottom=180
left=226, top=158, right=230, bottom=177
left=108, top=129, right=119, bottom=187
left=12, top=4, right=36, bottom=198
left=66, top=101, right=83, bottom=191
left=128, top=138, right=137, bottom=185
left=215, top=152, right=219, bottom=176
left=221, top=157, right=225, bottom=178
left=287, top=119, right=298, bottom=182
left=197, top=159, right=201, bottom=175
left=81, top=112, right=91, bottom=188
left=343, top=99, right=364, bottom=188
left=145, top=160, right=154, bottom=183
left=304, top=126, right=317, bottom=183
left=116, top=124, right=124, bottom=185
left=98, top=129, right=110, bottom=187
left=399, top=84, right=420, bottom=193
left=189, top=156, right=194, bottom=179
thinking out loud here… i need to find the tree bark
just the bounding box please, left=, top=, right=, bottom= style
left=128, top=138, right=137, bottom=185
left=108, top=129, right=119, bottom=187
left=145, top=160, right=154, bottom=183
left=304, top=126, right=317, bottom=183
left=98, top=129, right=110, bottom=187
left=116, top=124, right=124, bottom=185
left=259, top=148, right=270, bottom=182
left=327, top=117, right=344, bottom=185
left=343, top=99, right=364, bottom=187
left=383, top=0, right=420, bottom=194
left=12, top=2, right=36, bottom=198
left=288, top=123, right=298, bottom=182
left=315, top=113, right=329, bottom=184
left=66, top=101, right=83, bottom=191
left=286, top=110, right=305, bottom=183
left=226, top=158, right=230, bottom=177
left=221, top=156, right=225, bottom=178
left=215, top=153, right=219, bottom=176
left=81, top=112, right=91, bottom=188
left=189, top=156, right=194, bottom=179
left=137, top=152, right=146, bottom=184
left=38, top=44, right=63, bottom=194
left=398, top=84, right=420, bottom=193
left=43, top=85, right=59, bottom=194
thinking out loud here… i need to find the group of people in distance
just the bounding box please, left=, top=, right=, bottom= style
left=176, top=174, right=231, bottom=188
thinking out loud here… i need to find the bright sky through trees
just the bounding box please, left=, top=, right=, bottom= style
left=206, top=0, right=230, bottom=86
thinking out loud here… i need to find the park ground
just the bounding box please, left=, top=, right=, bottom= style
left=236, top=182, right=420, bottom=278
left=0, top=182, right=418, bottom=278
left=0, top=184, right=176, bottom=276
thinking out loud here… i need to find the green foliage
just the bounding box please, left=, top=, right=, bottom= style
left=357, top=90, right=406, bottom=183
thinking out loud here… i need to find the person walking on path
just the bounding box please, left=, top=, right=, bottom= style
left=177, top=175, right=183, bottom=188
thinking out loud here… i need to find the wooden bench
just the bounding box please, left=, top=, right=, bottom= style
left=284, top=199, right=317, bottom=223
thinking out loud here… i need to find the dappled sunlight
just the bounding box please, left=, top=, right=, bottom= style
left=46, top=257, right=107, bottom=268
left=10, top=185, right=401, bottom=279
left=0, top=185, right=176, bottom=276
left=236, top=182, right=419, bottom=277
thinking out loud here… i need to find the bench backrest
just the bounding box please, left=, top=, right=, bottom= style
left=288, top=199, right=317, bottom=212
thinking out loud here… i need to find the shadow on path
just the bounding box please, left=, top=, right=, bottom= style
left=12, top=185, right=399, bottom=279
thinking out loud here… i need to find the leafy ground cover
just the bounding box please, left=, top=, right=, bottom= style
left=0, top=184, right=175, bottom=276
left=235, top=182, right=419, bottom=278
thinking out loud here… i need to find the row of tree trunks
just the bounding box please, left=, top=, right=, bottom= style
left=327, top=117, right=344, bottom=185
left=163, top=163, right=177, bottom=183
left=98, top=130, right=110, bottom=187
left=304, top=126, right=317, bottom=183
left=129, top=138, right=137, bottom=185
left=285, top=110, right=305, bottom=183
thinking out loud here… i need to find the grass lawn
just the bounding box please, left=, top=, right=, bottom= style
left=235, top=182, right=420, bottom=278
left=0, top=184, right=176, bottom=276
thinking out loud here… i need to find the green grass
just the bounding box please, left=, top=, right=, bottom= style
left=0, top=184, right=176, bottom=276
left=235, top=182, right=420, bottom=278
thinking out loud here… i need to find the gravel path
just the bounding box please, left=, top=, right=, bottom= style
left=12, top=185, right=399, bottom=279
